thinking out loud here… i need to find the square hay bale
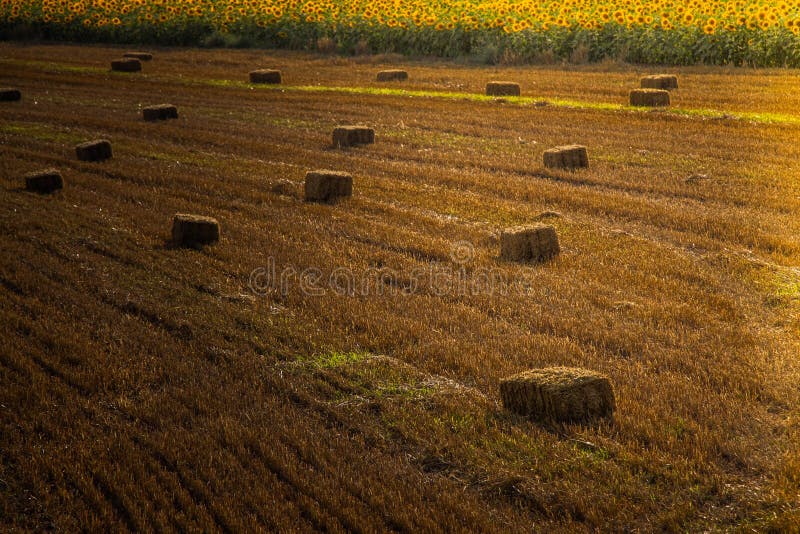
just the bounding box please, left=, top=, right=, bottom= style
left=75, top=139, right=112, bottom=162
left=123, top=51, right=153, bottom=61
left=305, top=170, right=353, bottom=202
left=500, top=367, right=615, bottom=423
left=332, top=126, right=375, bottom=148
left=172, top=214, right=220, bottom=247
left=0, top=88, right=21, bottom=101
left=486, top=81, right=521, bottom=97
left=500, top=225, right=560, bottom=263
left=25, top=168, right=63, bottom=193
left=143, top=104, right=178, bottom=121
left=376, top=69, right=408, bottom=82
left=249, top=69, right=282, bottom=84
left=111, top=58, right=142, bottom=72
left=640, top=74, right=678, bottom=90
left=629, top=89, right=670, bottom=107
left=543, top=145, right=589, bottom=170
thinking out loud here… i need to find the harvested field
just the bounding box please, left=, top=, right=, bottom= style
left=2, top=43, right=800, bottom=532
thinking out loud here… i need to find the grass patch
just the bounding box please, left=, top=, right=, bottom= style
left=267, top=117, right=318, bottom=129
left=140, top=149, right=217, bottom=168
left=673, top=107, right=800, bottom=125
left=0, top=122, right=86, bottom=144
left=300, top=350, right=370, bottom=369
left=0, top=58, right=105, bottom=75
left=238, top=82, right=800, bottom=126
left=284, top=352, right=443, bottom=402
left=764, top=272, right=800, bottom=308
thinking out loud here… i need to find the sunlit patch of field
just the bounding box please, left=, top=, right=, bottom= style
left=1, top=43, right=800, bottom=531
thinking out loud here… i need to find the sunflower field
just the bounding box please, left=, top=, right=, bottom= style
left=2, top=0, right=800, bottom=66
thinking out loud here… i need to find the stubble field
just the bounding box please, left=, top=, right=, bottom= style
left=2, top=43, right=800, bottom=531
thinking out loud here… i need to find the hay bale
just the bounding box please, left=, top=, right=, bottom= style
left=376, top=69, right=408, bottom=82
left=500, top=225, right=560, bottom=262
left=143, top=104, right=178, bottom=121
left=629, top=89, right=670, bottom=107
left=123, top=51, right=153, bottom=61
left=171, top=214, right=220, bottom=247
left=641, top=74, right=678, bottom=90
left=332, top=126, right=375, bottom=148
left=543, top=145, right=589, bottom=170
left=486, top=81, right=520, bottom=97
left=305, top=170, right=353, bottom=202
left=500, top=367, right=615, bottom=423
left=75, top=139, right=112, bottom=162
left=249, top=69, right=281, bottom=84
left=25, top=168, right=63, bottom=193
left=0, top=88, right=21, bottom=101
left=111, top=58, right=141, bottom=72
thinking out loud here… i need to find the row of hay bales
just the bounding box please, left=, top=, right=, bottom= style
left=6, top=53, right=630, bottom=424
left=247, top=68, right=409, bottom=85
left=245, top=66, right=678, bottom=110
left=485, top=74, right=677, bottom=107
